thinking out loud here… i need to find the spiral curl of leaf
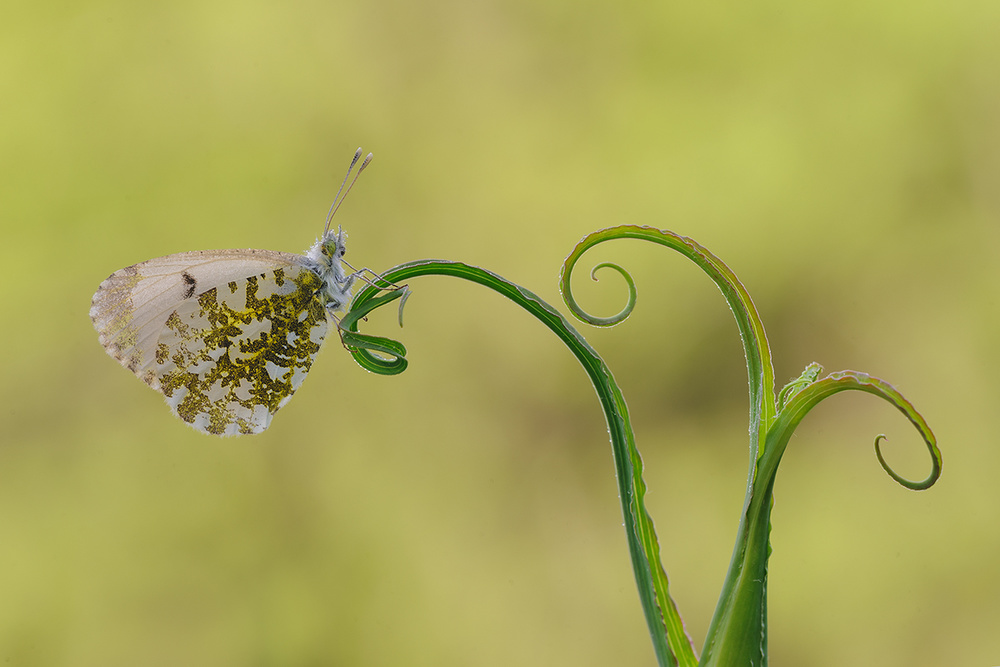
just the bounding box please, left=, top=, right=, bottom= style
left=561, top=258, right=638, bottom=326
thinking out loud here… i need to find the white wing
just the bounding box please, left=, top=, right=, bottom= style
left=91, top=249, right=331, bottom=436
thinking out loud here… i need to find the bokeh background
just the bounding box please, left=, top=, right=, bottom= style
left=3, top=1, right=998, bottom=665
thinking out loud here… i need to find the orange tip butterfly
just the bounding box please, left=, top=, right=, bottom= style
left=91, top=148, right=373, bottom=436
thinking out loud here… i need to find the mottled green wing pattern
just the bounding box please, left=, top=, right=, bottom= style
left=92, top=249, right=333, bottom=436
left=156, top=269, right=330, bottom=435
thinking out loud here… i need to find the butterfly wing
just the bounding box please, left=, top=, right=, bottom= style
left=91, top=249, right=331, bottom=436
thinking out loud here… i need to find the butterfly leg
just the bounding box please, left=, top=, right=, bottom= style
left=341, top=260, right=404, bottom=292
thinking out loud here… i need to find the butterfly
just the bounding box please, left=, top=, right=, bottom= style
left=91, top=149, right=375, bottom=436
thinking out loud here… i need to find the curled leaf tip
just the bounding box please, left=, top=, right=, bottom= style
left=563, top=260, right=637, bottom=327
left=772, top=372, right=942, bottom=492
left=341, top=330, right=408, bottom=375
left=874, top=432, right=940, bottom=491
left=340, top=285, right=411, bottom=375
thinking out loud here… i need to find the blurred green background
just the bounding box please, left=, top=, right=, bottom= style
left=2, top=0, right=998, bottom=664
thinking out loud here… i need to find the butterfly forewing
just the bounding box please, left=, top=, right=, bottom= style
left=91, top=249, right=332, bottom=436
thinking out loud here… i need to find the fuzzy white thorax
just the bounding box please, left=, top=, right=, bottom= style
left=305, top=227, right=356, bottom=313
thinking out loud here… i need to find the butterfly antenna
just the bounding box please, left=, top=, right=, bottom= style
left=324, top=148, right=373, bottom=234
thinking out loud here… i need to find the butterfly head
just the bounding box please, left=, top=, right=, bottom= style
left=307, top=226, right=348, bottom=276
left=320, top=226, right=347, bottom=262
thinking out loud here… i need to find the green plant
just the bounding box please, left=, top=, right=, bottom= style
left=340, top=225, right=942, bottom=666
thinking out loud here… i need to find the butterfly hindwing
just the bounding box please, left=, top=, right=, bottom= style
left=91, top=249, right=332, bottom=436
